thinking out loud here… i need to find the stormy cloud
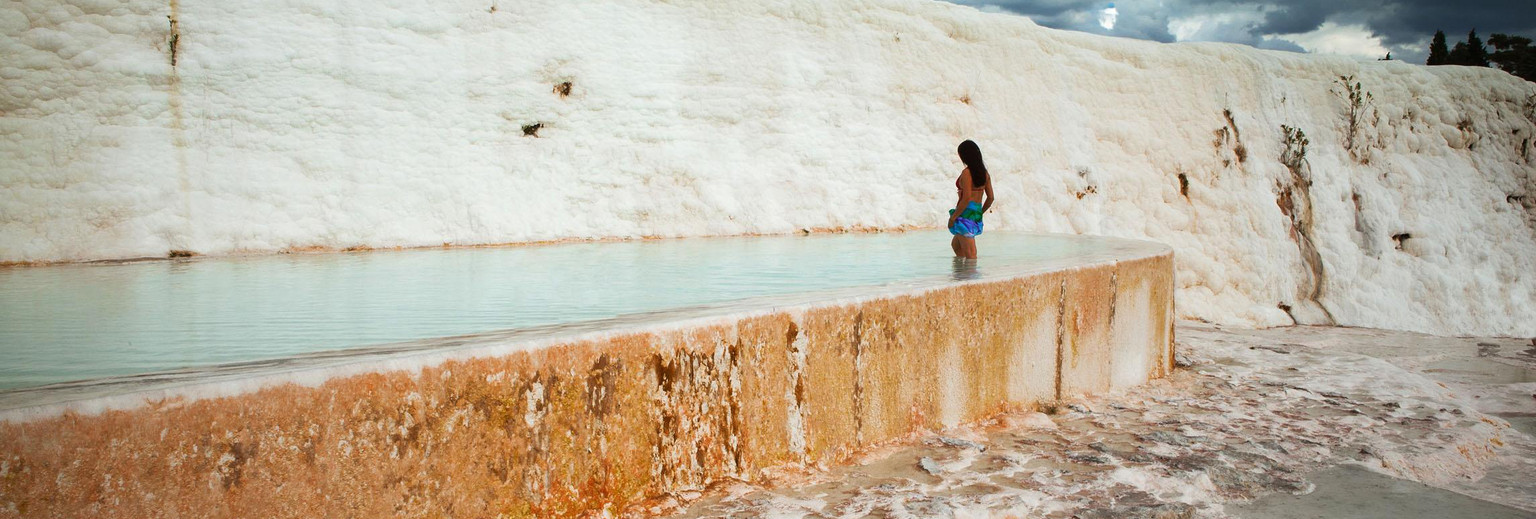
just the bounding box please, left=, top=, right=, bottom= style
left=946, top=0, right=1536, bottom=64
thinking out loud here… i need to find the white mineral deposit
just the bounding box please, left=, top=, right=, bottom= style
left=0, top=0, right=1532, bottom=517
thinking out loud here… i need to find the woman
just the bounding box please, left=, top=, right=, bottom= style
left=948, top=140, right=994, bottom=259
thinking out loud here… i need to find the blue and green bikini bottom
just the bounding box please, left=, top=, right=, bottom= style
left=948, top=201, right=984, bottom=238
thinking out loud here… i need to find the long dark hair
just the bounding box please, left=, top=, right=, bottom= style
left=958, top=140, right=987, bottom=188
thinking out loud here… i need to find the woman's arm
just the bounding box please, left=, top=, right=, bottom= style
left=949, top=169, right=971, bottom=227
left=980, top=177, right=995, bottom=214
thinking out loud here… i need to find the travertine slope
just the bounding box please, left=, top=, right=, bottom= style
left=2, top=0, right=1533, bottom=335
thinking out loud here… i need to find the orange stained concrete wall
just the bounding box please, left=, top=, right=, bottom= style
left=0, top=253, right=1172, bottom=518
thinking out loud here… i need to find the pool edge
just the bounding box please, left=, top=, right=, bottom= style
left=0, top=244, right=1173, bottom=517
left=0, top=237, right=1170, bottom=422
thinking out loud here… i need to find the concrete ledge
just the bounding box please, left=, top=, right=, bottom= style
left=0, top=247, right=1173, bottom=517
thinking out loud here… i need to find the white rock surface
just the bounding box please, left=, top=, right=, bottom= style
left=2, top=0, right=1534, bottom=336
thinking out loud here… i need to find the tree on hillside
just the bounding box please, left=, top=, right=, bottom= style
left=1427, top=30, right=1449, bottom=65
left=1449, top=39, right=1471, bottom=65
left=1445, top=30, right=1490, bottom=67
left=1465, top=30, right=1490, bottom=66
left=1428, top=29, right=1536, bottom=81
left=1488, top=33, right=1536, bottom=81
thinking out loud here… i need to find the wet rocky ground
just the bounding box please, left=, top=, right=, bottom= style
left=652, top=324, right=1536, bottom=518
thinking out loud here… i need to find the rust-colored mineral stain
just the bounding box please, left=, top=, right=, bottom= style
left=1054, top=278, right=1068, bottom=402
left=0, top=253, right=1173, bottom=518
left=586, top=354, right=620, bottom=418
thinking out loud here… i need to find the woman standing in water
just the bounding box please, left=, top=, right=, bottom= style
left=949, top=140, right=994, bottom=259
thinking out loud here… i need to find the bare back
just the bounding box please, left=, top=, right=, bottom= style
left=956, top=168, right=991, bottom=206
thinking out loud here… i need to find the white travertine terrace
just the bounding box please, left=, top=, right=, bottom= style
left=0, top=235, right=1171, bottom=423
left=0, top=236, right=1173, bottom=517
left=1, top=0, right=1533, bottom=336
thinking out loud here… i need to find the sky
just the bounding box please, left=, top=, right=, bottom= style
left=941, top=0, right=1536, bottom=64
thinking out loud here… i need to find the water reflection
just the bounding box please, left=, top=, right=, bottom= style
left=951, top=257, right=981, bottom=281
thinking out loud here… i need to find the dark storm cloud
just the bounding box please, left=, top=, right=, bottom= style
left=945, top=0, right=1536, bottom=64
left=969, top=0, right=1178, bottom=42
left=1248, top=1, right=1337, bottom=35
left=1374, top=0, right=1536, bottom=46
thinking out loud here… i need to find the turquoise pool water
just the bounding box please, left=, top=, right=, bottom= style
left=0, top=231, right=1123, bottom=390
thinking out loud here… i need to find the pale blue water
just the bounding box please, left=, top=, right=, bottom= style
left=0, top=231, right=1118, bottom=390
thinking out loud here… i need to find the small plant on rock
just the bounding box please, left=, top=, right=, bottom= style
left=1525, top=92, right=1536, bottom=127
left=1333, top=75, right=1377, bottom=163
left=1280, top=125, right=1309, bottom=177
